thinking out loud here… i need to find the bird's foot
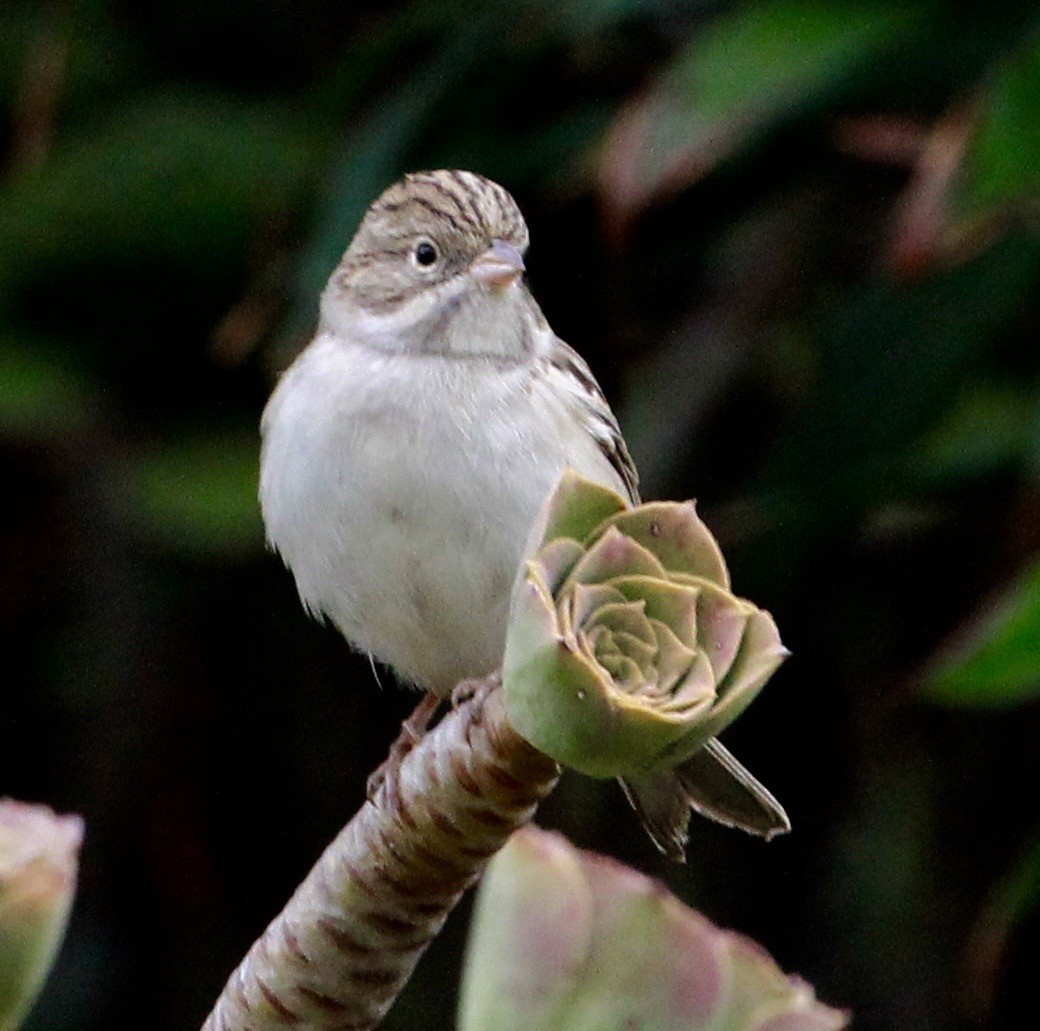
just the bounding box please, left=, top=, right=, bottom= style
left=450, top=670, right=501, bottom=722
left=366, top=690, right=442, bottom=809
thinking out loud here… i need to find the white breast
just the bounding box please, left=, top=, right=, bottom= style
left=259, top=332, right=625, bottom=695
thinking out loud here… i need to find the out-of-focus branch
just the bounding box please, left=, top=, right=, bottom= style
left=200, top=677, right=559, bottom=1031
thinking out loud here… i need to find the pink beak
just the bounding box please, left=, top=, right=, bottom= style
left=469, top=239, right=525, bottom=287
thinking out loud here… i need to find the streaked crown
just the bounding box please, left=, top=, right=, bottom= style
left=363, top=170, right=528, bottom=252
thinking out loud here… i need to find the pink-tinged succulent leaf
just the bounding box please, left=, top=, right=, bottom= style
left=458, top=828, right=594, bottom=1031
left=575, top=853, right=726, bottom=1029
left=694, top=581, right=752, bottom=683
left=0, top=799, right=84, bottom=1031
left=714, top=609, right=789, bottom=718
left=657, top=611, right=788, bottom=767
left=725, top=930, right=850, bottom=1031
left=596, top=502, right=731, bottom=589
left=662, top=651, right=717, bottom=715
left=753, top=1008, right=852, bottom=1031
left=508, top=570, right=571, bottom=653
left=459, top=829, right=848, bottom=1030
left=658, top=896, right=732, bottom=1025
left=567, top=526, right=668, bottom=587
left=534, top=538, right=587, bottom=595
left=529, top=467, right=628, bottom=554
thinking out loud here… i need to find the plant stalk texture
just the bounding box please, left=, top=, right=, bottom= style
left=200, top=678, right=559, bottom=1031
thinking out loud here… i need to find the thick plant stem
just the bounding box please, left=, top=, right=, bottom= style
left=201, top=677, right=559, bottom=1031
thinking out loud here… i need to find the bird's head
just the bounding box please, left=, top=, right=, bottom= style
left=322, top=169, right=541, bottom=359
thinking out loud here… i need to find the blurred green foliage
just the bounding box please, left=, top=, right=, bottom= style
left=130, top=435, right=262, bottom=557
left=924, top=559, right=1040, bottom=709
left=958, top=30, right=1040, bottom=222
left=2, top=1, right=1040, bottom=1030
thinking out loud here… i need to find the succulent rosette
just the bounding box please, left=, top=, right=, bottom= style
left=0, top=799, right=83, bottom=1031
left=503, top=470, right=788, bottom=778
left=458, top=827, right=849, bottom=1031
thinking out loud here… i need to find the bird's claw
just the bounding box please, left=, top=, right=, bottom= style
left=450, top=671, right=501, bottom=721
left=366, top=691, right=441, bottom=809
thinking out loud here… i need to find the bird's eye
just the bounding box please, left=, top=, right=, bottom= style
left=414, top=241, right=438, bottom=267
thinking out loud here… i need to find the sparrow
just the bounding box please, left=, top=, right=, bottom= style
left=259, top=169, right=788, bottom=858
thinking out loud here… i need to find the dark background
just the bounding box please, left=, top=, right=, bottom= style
left=3, top=1, right=1040, bottom=1028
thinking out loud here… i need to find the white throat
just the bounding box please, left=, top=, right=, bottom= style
left=320, top=278, right=540, bottom=360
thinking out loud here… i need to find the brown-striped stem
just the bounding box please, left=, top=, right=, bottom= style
left=200, top=675, right=560, bottom=1031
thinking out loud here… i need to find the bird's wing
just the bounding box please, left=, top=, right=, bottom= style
left=542, top=336, right=640, bottom=504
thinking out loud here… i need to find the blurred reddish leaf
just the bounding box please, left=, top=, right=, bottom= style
left=597, top=0, right=914, bottom=241
left=886, top=31, right=1040, bottom=276
left=831, top=114, right=928, bottom=167
left=962, top=826, right=1040, bottom=1022
left=887, top=104, right=976, bottom=278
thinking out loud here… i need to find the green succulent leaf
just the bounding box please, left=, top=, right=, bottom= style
left=609, top=576, right=702, bottom=641
left=534, top=468, right=630, bottom=553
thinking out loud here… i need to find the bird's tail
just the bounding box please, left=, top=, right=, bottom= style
left=619, top=738, right=791, bottom=862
